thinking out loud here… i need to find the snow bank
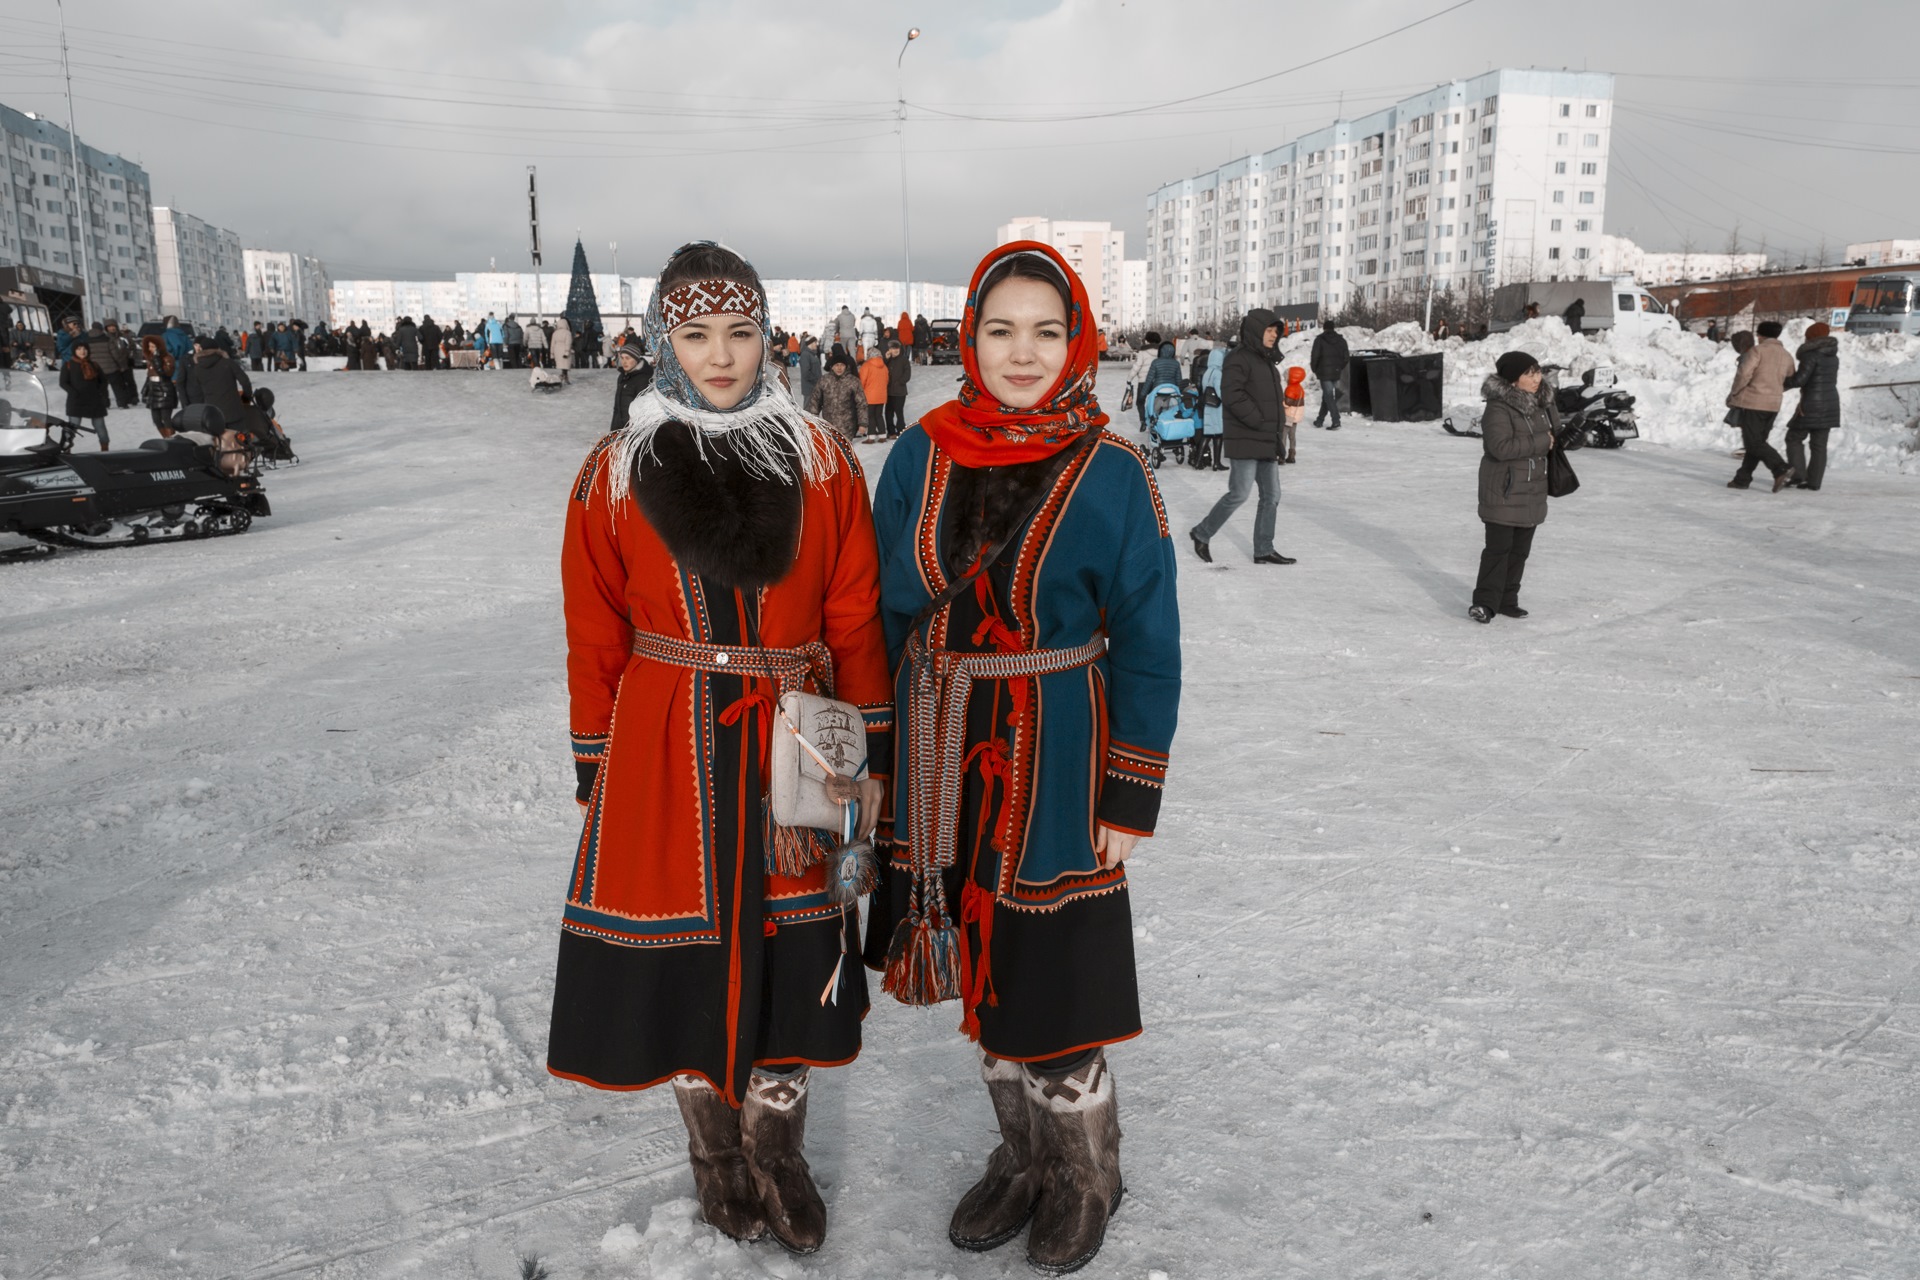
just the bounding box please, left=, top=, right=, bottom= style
left=1275, top=319, right=1920, bottom=474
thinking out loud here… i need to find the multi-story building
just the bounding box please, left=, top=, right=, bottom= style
left=243, top=249, right=333, bottom=326
left=0, top=101, right=159, bottom=326
left=1596, top=235, right=1767, bottom=286
left=1845, top=240, right=1920, bottom=269
left=1119, top=260, right=1148, bottom=333
left=1145, top=69, right=1615, bottom=329
left=327, top=274, right=968, bottom=339
left=994, top=217, right=1127, bottom=329
left=154, top=207, right=248, bottom=332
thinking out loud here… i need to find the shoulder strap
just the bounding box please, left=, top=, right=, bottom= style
left=908, top=427, right=1102, bottom=634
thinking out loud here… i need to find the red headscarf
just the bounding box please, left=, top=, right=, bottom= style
left=919, top=240, right=1108, bottom=467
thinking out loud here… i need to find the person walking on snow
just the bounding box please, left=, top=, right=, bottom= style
left=1190, top=308, right=1295, bottom=565
left=807, top=346, right=864, bottom=437
left=1281, top=366, right=1306, bottom=464
left=525, top=316, right=548, bottom=367
left=883, top=339, right=912, bottom=438
left=797, top=334, right=822, bottom=407
left=834, top=305, right=858, bottom=355
left=857, top=308, right=881, bottom=360
left=1725, top=320, right=1795, bottom=491
left=858, top=346, right=890, bottom=440
left=1310, top=319, right=1348, bottom=430
left=548, top=241, right=890, bottom=1257
left=551, top=317, right=574, bottom=384
left=1127, top=330, right=1163, bottom=430
left=868, top=241, right=1180, bottom=1275
left=1782, top=321, right=1840, bottom=491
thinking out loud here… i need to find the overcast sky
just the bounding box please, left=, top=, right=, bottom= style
left=4, top=0, right=1916, bottom=283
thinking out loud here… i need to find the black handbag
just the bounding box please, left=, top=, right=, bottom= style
left=1547, top=444, right=1580, bottom=498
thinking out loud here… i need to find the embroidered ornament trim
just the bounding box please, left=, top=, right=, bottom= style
left=659, top=278, right=765, bottom=330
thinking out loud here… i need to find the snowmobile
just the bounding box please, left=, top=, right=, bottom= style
left=0, top=394, right=271, bottom=555
left=1441, top=364, right=1634, bottom=450
left=1143, top=382, right=1198, bottom=469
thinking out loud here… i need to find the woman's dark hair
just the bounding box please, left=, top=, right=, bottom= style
left=977, top=252, right=1072, bottom=320
left=1494, top=350, right=1541, bottom=383
left=658, top=241, right=759, bottom=295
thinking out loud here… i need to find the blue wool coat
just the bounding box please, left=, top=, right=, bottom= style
left=871, top=426, right=1181, bottom=891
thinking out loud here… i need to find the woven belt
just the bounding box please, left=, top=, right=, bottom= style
left=630, top=630, right=834, bottom=699
left=904, top=631, right=1106, bottom=877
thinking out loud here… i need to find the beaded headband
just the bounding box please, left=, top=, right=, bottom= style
left=658, top=277, right=765, bottom=331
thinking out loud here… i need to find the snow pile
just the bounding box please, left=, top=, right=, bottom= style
left=1275, top=319, right=1920, bottom=474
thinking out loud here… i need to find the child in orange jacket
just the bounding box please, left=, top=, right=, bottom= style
left=858, top=351, right=890, bottom=440
left=1282, top=366, right=1306, bottom=464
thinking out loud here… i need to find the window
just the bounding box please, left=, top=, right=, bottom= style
left=1556, top=132, right=1569, bottom=146
left=1552, top=190, right=1565, bottom=204
left=1575, top=219, right=1591, bottom=232
left=1618, top=294, right=1635, bottom=312
left=1574, top=247, right=1590, bottom=261
left=1585, top=104, right=1599, bottom=118
left=1549, top=219, right=1563, bottom=231
left=1554, top=161, right=1567, bottom=175
left=109, top=177, right=122, bottom=189
left=1583, top=133, right=1600, bottom=146
left=1579, top=191, right=1595, bottom=205
left=1449, top=141, right=1459, bottom=154
left=1559, top=104, right=1571, bottom=118
left=1581, top=162, right=1597, bottom=176
left=1548, top=247, right=1561, bottom=261
left=1480, top=126, right=1494, bottom=145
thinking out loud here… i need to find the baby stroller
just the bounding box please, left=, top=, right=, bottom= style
left=1144, top=383, right=1198, bottom=469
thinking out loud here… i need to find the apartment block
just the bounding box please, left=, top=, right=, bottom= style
left=995, top=216, right=1127, bottom=328
left=244, top=249, right=333, bottom=326
left=154, top=207, right=248, bottom=332
left=1146, top=69, right=1616, bottom=329
left=0, top=101, right=159, bottom=326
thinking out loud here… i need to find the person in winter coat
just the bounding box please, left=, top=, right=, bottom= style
left=857, top=308, right=880, bottom=359
left=807, top=346, right=864, bottom=436
left=550, top=317, right=574, bottom=383
left=1142, top=340, right=1184, bottom=402
left=88, top=321, right=135, bottom=408
left=1563, top=296, right=1587, bottom=335
left=162, top=316, right=194, bottom=371
left=60, top=340, right=112, bottom=449
left=1783, top=322, right=1841, bottom=491
left=913, top=313, right=931, bottom=363
left=1127, top=330, right=1164, bottom=429
left=140, top=335, right=179, bottom=430
left=867, top=242, right=1180, bottom=1274
left=55, top=317, right=83, bottom=366
left=181, top=335, right=255, bottom=428
left=896, top=310, right=914, bottom=361
left=608, top=340, right=652, bottom=430
left=883, top=339, right=912, bottom=437
left=1192, top=345, right=1227, bottom=470
left=834, top=305, right=858, bottom=355
left=1281, top=366, right=1307, bottom=464
left=1191, top=308, right=1294, bottom=565
left=247, top=322, right=269, bottom=372
left=1470, top=351, right=1557, bottom=623
left=857, top=348, right=890, bottom=440
left=419, top=315, right=443, bottom=370
left=1725, top=320, right=1796, bottom=491
left=797, top=334, right=823, bottom=407
left=1310, top=320, right=1349, bottom=429
left=549, top=240, right=890, bottom=1257
left=393, top=317, right=420, bottom=371
left=502, top=315, right=525, bottom=369
left=524, top=317, right=549, bottom=367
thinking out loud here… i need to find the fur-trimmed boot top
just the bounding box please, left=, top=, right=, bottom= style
left=950, top=1052, right=1041, bottom=1252
left=632, top=422, right=803, bottom=590
left=1023, top=1052, right=1123, bottom=1276
left=671, top=1075, right=765, bottom=1243
left=740, top=1068, right=827, bottom=1255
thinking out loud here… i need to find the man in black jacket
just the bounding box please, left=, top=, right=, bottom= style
left=1189, top=308, right=1295, bottom=566
left=1310, top=319, right=1348, bottom=430
left=883, top=340, right=912, bottom=437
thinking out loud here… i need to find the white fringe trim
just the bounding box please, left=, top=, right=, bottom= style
left=604, top=381, right=835, bottom=508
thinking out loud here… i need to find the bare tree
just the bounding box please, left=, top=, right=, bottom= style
left=1723, top=222, right=1743, bottom=279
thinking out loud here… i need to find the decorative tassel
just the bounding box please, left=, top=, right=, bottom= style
left=825, top=837, right=878, bottom=907
left=766, top=821, right=835, bottom=879
left=881, top=911, right=964, bottom=1006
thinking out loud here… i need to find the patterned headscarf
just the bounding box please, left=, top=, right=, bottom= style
left=606, top=241, right=828, bottom=505
left=918, top=240, right=1109, bottom=467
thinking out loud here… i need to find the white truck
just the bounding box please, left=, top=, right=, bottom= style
left=1491, top=277, right=1678, bottom=338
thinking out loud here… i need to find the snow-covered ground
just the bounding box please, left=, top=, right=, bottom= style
left=2, top=361, right=1916, bottom=1280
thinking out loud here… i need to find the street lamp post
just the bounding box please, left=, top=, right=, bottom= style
left=897, top=28, right=919, bottom=323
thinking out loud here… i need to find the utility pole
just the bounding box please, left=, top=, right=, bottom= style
left=57, top=0, right=98, bottom=325
left=528, top=167, right=543, bottom=319
left=897, top=28, right=920, bottom=321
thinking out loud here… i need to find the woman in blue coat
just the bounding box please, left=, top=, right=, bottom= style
left=866, top=240, right=1180, bottom=1274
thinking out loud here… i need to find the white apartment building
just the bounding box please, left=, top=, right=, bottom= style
left=1845, top=240, right=1920, bottom=269
left=244, top=249, right=333, bottom=325
left=995, top=217, right=1127, bottom=329
left=328, top=274, right=968, bottom=339
left=1119, top=259, right=1148, bottom=332
left=1146, top=68, right=1615, bottom=329
left=0, top=102, right=160, bottom=326
left=154, top=207, right=249, bottom=332
left=1596, top=235, right=1767, bottom=286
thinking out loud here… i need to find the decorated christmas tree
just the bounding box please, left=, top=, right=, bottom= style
left=563, top=238, right=602, bottom=344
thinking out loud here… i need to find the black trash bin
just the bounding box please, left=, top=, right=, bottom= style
left=1341, top=350, right=1444, bottom=422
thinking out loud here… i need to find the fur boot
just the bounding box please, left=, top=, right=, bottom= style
left=671, top=1075, right=765, bottom=1242
left=1023, top=1053, right=1123, bottom=1276
left=740, top=1068, right=827, bottom=1255
left=949, top=1053, right=1041, bottom=1251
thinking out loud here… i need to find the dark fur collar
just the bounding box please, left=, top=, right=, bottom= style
left=942, top=449, right=1076, bottom=577
left=632, top=422, right=802, bottom=590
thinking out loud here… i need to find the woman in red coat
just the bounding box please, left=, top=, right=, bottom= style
left=549, top=242, right=891, bottom=1255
